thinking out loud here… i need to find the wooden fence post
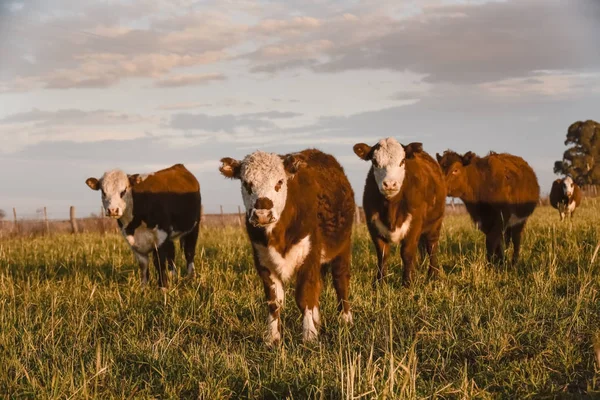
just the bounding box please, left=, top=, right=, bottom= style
left=220, top=205, right=225, bottom=227
left=70, top=206, right=79, bottom=234
left=13, top=207, right=18, bottom=234
left=200, top=205, right=205, bottom=227
left=43, top=207, right=50, bottom=234
left=355, top=205, right=361, bottom=225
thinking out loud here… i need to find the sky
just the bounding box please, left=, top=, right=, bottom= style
left=0, top=0, right=599, bottom=219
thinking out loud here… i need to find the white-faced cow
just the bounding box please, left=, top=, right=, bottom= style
left=85, top=164, right=201, bottom=288
left=550, top=176, right=582, bottom=221
left=353, top=138, right=446, bottom=287
left=219, top=149, right=355, bottom=345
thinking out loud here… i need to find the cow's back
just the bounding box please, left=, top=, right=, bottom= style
left=477, top=154, right=539, bottom=205
left=404, top=151, right=446, bottom=218
left=293, top=149, right=355, bottom=248
left=131, top=164, right=201, bottom=231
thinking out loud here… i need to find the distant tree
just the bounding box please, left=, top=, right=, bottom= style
left=554, top=120, right=600, bottom=185
left=0, top=209, right=5, bottom=220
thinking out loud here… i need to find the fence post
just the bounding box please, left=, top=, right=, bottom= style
left=13, top=207, right=18, bottom=234
left=220, top=205, right=225, bottom=227
left=355, top=205, right=361, bottom=225
left=238, top=205, right=243, bottom=226
left=43, top=207, right=50, bottom=234
left=70, top=206, right=79, bottom=234
left=200, top=205, right=205, bottom=227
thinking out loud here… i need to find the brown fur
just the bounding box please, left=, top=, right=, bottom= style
left=357, top=142, right=447, bottom=287
left=436, top=150, right=539, bottom=264
left=549, top=178, right=583, bottom=220
left=223, top=149, right=355, bottom=343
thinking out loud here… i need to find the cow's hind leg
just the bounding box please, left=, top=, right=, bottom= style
left=163, top=240, right=177, bottom=284
left=485, top=226, right=504, bottom=265
left=510, top=222, right=526, bottom=265
left=330, top=244, right=352, bottom=324
left=153, top=245, right=169, bottom=289
left=181, top=223, right=199, bottom=278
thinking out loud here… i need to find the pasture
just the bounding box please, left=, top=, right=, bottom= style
left=1, top=202, right=599, bottom=399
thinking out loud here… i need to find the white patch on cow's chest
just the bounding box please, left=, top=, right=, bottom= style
left=254, top=235, right=311, bottom=282
left=567, top=200, right=577, bottom=213
left=373, top=213, right=412, bottom=244
left=123, top=222, right=169, bottom=254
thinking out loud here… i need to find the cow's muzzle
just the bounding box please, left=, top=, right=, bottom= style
left=249, top=209, right=277, bottom=227
left=105, top=208, right=122, bottom=218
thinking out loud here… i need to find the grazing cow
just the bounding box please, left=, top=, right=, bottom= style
left=550, top=177, right=582, bottom=221
left=219, top=149, right=355, bottom=344
left=353, top=138, right=446, bottom=287
left=85, top=164, right=201, bottom=288
left=436, top=150, right=539, bottom=264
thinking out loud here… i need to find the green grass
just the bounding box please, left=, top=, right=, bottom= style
left=1, top=202, right=600, bottom=399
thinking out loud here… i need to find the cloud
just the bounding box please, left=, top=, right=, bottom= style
left=154, top=72, right=226, bottom=87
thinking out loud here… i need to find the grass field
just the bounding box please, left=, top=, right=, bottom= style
left=1, top=201, right=599, bottom=399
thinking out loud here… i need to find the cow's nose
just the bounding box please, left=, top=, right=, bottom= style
left=107, top=207, right=119, bottom=216
left=250, top=209, right=276, bottom=226
left=382, top=180, right=398, bottom=191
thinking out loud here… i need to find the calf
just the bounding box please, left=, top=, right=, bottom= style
left=353, top=138, right=446, bottom=287
left=85, top=164, right=201, bottom=288
left=436, top=150, right=539, bottom=264
left=219, top=149, right=355, bottom=344
left=550, top=177, right=582, bottom=221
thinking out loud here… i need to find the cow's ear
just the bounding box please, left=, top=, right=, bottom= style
left=462, top=151, right=476, bottom=166
left=436, top=152, right=443, bottom=163
left=283, top=153, right=308, bottom=176
left=219, top=157, right=242, bottom=179
left=85, top=177, right=100, bottom=191
left=403, top=142, right=423, bottom=159
left=353, top=143, right=372, bottom=161
left=128, top=174, right=142, bottom=187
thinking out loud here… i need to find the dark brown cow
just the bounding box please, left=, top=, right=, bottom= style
left=436, top=150, right=539, bottom=264
left=219, top=149, right=355, bottom=345
left=86, top=164, right=201, bottom=288
left=353, top=137, right=446, bottom=287
left=550, top=176, right=583, bottom=221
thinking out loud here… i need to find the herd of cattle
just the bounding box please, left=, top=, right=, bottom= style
left=85, top=138, right=583, bottom=345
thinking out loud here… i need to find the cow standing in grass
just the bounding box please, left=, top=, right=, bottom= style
left=436, top=150, right=539, bottom=264
left=550, top=177, right=582, bottom=221
left=85, top=164, right=201, bottom=288
left=219, top=149, right=355, bottom=345
left=353, top=138, right=446, bottom=287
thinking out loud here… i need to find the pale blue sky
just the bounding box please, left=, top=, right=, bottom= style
left=0, top=0, right=599, bottom=218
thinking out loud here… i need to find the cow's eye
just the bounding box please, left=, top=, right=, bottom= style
left=120, top=189, right=127, bottom=198
left=243, top=181, right=253, bottom=195
left=452, top=169, right=459, bottom=175
left=275, top=179, right=284, bottom=192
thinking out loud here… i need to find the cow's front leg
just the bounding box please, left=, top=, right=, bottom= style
left=153, top=245, right=169, bottom=289
left=295, top=257, right=322, bottom=342
left=163, top=240, right=178, bottom=284
left=134, top=251, right=150, bottom=287
left=257, top=265, right=284, bottom=346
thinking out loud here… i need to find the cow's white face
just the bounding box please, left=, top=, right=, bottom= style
left=355, top=138, right=407, bottom=199
left=85, top=169, right=133, bottom=219
left=221, top=151, right=309, bottom=228
left=562, top=176, right=574, bottom=197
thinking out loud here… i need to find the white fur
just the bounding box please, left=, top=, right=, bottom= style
left=373, top=213, right=413, bottom=244
left=98, top=169, right=133, bottom=220
left=266, top=276, right=285, bottom=345
left=372, top=137, right=406, bottom=198
left=253, top=235, right=311, bottom=282
left=320, top=249, right=332, bottom=264
left=567, top=200, right=577, bottom=213
left=302, top=306, right=319, bottom=342
left=239, top=151, right=288, bottom=225
left=341, top=311, right=353, bottom=324
left=134, top=252, right=149, bottom=286
left=563, top=176, right=574, bottom=197
left=507, top=215, right=527, bottom=228
left=187, top=262, right=195, bottom=276
left=124, top=223, right=169, bottom=254
left=267, top=313, right=281, bottom=345
left=271, top=276, right=285, bottom=307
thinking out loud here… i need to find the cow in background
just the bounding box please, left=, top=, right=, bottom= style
left=86, top=164, right=201, bottom=288
left=550, top=176, right=582, bottom=221
left=353, top=138, right=446, bottom=287
left=436, top=150, right=539, bottom=264
left=219, top=149, right=355, bottom=345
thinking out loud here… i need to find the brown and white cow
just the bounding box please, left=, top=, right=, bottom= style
left=550, top=176, right=582, bottom=221
left=219, top=149, right=355, bottom=345
left=85, top=164, right=201, bottom=288
left=436, top=150, right=539, bottom=264
left=353, top=138, right=446, bottom=287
